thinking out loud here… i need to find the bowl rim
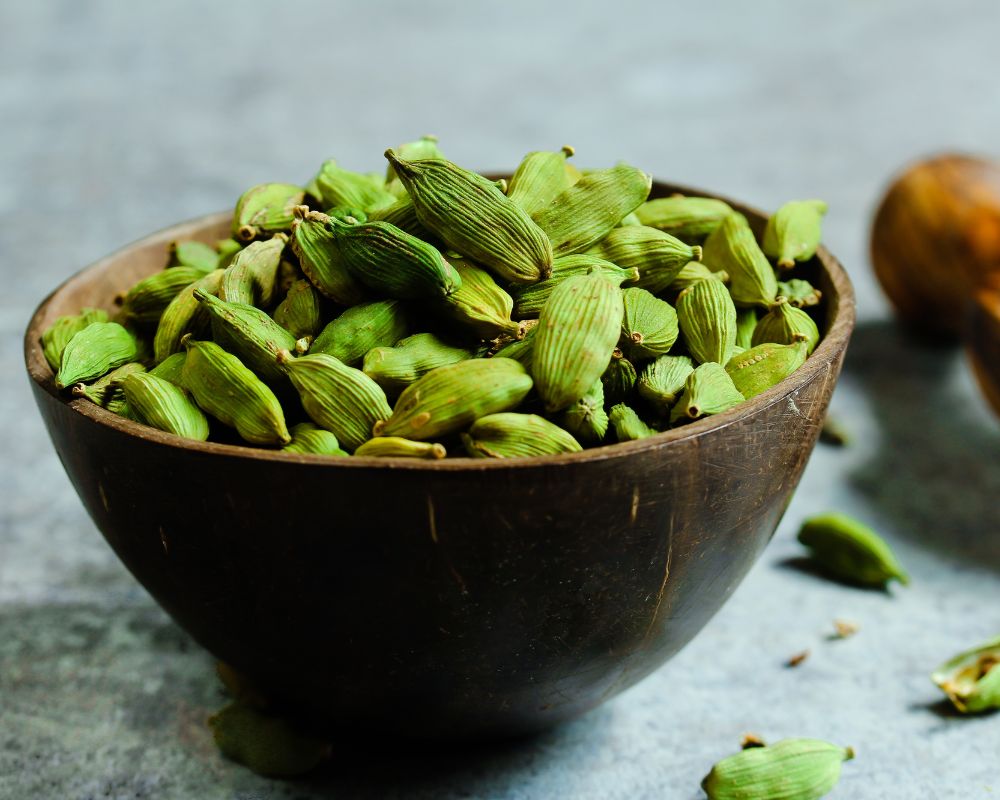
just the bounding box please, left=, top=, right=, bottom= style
left=24, top=183, right=855, bottom=471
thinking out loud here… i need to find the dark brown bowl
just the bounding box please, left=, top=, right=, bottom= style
left=25, top=181, right=855, bottom=740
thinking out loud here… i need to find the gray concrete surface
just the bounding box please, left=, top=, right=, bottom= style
left=2, top=1, right=1000, bottom=797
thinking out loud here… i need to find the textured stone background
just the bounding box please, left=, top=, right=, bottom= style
left=3, top=1, right=1000, bottom=797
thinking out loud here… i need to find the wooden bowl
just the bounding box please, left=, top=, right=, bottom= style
left=24, top=181, right=855, bottom=740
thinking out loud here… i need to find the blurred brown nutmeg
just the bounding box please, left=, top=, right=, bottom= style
left=967, top=286, right=1000, bottom=418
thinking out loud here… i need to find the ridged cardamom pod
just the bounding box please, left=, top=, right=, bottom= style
left=326, top=206, right=368, bottom=224
left=385, top=135, right=444, bottom=194
left=637, top=354, right=694, bottom=415
left=797, top=512, right=909, bottom=588
left=620, top=288, right=679, bottom=360
left=120, top=372, right=210, bottom=441
left=194, top=290, right=298, bottom=385
left=763, top=199, right=828, bottom=269
left=462, top=412, right=581, bottom=458
left=932, top=635, right=1000, bottom=714
left=668, top=262, right=729, bottom=293
left=277, top=351, right=391, bottom=451
left=363, top=332, right=473, bottom=394
left=701, top=738, right=854, bottom=800
left=41, top=308, right=109, bottom=372
left=367, top=193, right=432, bottom=239
left=777, top=278, right=823, bottom=308
left=233, top=183, right=305, bottom=242
left=148, top=352, right=186, bottom=385
left=71, top=361, right=146, bottom=411
left=384, top=150, right=553, bottom=284
left=354, top=436, right=447, bottom=459
left=306, top=159, right=396, bottom=213
left=215, top=238, right=243, bottom=269
left=533, top=271, right=626, bottom=412
left=492, top=321, right=538, bottom=369
left=438, top=254, right=522, bottom=338
left=531, top=162, right=652, bottom=256
left=634, top=196, right=733, bottom=242
left=561, top=379, right=609, bottom=444
left=168, top=240, right=220, bottom=272
left=282, top=422, right=348, bottom=457
left=325, top=216, right=462, bottom=299
left=608, top=403, right=656, bottom=442
left=220, top=234, right=288, bottom=308
left=272, top=279, right=324, bottom=342
left=375, top=358, right=532, bottom=440
left=669, top=362, right=745, bottom=423
left=676, top=277, right=738, bottom=365
left=55, top=322, right=140, bottom=389
left=181, top=338, right=290, bottom=446
left=153, top=268, right=225, bottom=363
left=512, top=255, right=638, bottom=320
left=505, top=145, right=576, bottom=216
left=601, top=348, right=637, bottom=406
left=734, top=307, right=758, bottom=350
left=588, top=225, right=701, bottom=294
left=290, top=208, right=368, bottom=306
left=310, top=299, right=410, bottom=366
left=725, top=340, right=808, bottom=399
left=752, top=297, right=820, bottom=354
left=118, top=266, right=207, bottom=329
left=702, top=213, right=777, bottom=308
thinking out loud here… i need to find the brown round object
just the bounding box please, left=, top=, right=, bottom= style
left=871, top=153, right=1000, bottom=336
left=967, top=285, right=1000, bottom=417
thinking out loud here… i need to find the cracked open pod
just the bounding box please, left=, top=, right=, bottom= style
left=25, top=181, right=854, bottom=740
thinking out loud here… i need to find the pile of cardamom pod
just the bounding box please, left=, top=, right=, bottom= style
left=42, top=137, right=827, bottom=459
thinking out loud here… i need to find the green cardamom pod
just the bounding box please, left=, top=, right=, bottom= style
left=797, top=512, right=909, bottom=588
left=354, top=436, right=447, bottom=459
left=168, top=240, right=220, bottom=272
left=512, top=255, right=638, bottom=320
left=215, top=238, right=243, bottom=269
left=233, top=183, right=305, bottom=242
left=277, top=350, right=391, bottom=451
left=932, top=635, right=1000, bottom=714
left=620, top=287, right=679, bottom=360
left=120, top=372, right=210, bottom=441
left=669, top=362, right=745, bottom=423
left=752, top=297, right=820, bottom=354
left=272, top=279, right=325, bottom=342
left=702, top=213, right=777, bottom=308
left=588, top=225, right=701, bottom=294
left=634, top=195, right=733, bottom=242
left=367, top=192, right=433, bottom=239
left=492, top=320, right=538, bottom=369
left=282, top=422, right=348, bottom=457
left=617, top=211, right=641, bottom=227
left=55, top=322, right=140, bottom=389
left=362, top=332, right=473, bottom=395
left=668, top=262, right=729, bottom=293
left=702, top=738, right=854, bottom=800
left=724, top=340, right=808, bottom=399
left=181, top=338, right=290, bottom=446
left=148, top=352, right=187, bottom=385
left=437, top=254, right=522, bottom=338
left=385, top=135, right=444, bottom=195
left=609, top=403, right=656, bottom=441
left=637, top=354, right=694, bottom=415
left=41, top=308, right=109, bottom=372
left=384, top=150, right=553, bottom=284
left=153, top=268, right=225, bottom=363
left=561, top=379, right=609, bottom=444
left=306, top=159, right=396, bottom=213
left=531, top=162, right=652, bottom=256
left=118, top=266, right=207, bottom=329
left=374, top=358, right=533, bottom=441
left=676, top=277, right=738, bottom=364
left=533, top=271, right=626, bottom=412
left=735, top=307, right=758, bottom=350
left=290, top=208, right=368, bottom=306
left=310, top=299, right=410, bottom=366
left=462, top=412, right=581, bottom=458
left=220, top=234, right=288, bottom=308
left=763, top=199, right=828, bottom=269
left=601, top=347, right=637, bottom=406
left=777, top=278, right=823, bottom=308
left=505, top=145, right=576, bottom=216
left=71, top=361, right=146, bottom=411
left=325, top=206, right=368, bottom=224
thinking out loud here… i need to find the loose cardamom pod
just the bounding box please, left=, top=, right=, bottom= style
left=71, top=361, right=146, bottom=412
left=120, top=372, right=210, bottom=441
left=637, top=354, right=694, bottom=415
left=620, top=287, right=679, bottom=360
left=153, top=268, right=225, bottom=363
left=306, top=159, right=396, bottom=213
left=669, top=362, right=745, bottom=423
left=932, top=636, right=1000, bottom=714
left=676, top=277, right=737, bottom=364
left=505, top=145, right=576, bottom=216
left=118, top=266, right=207, bottom=329
left=233, top=183, right=305, bottom=242
left=763, top=199, right=828, bottom=269
left=41, top=308, right=109, bottom=372
left=617, top=211, right=641, bottom=227
left=290, top=208, right=368, bottom=306
left=310, top=299, right=410, bottom=366
left=55, top=322, right=140, bottom=389
left=168, top=240, right=220, bottom=272
left=634, top=195, right=733, bottom=242
left=702, top=213, right=777, bottom=308
left=734, top=306, right=758, bottom=350
left=609, top=403, right=656, bottom=441
left=385, top=135, right=444, bottom=195
left=437, top=254, right=522, bottom=338
left=354, top=436, right=447, bottom=459
left=363, top=332, right=473, bottom=394
left=668, top=261, right=729, bottom=293
left=282, top=422, right=348, bottom=457
left=561, top=379, right=609, bottom=444
left=589, top=225, right=701, bottom=294
left=512, top=255, right=638, bottom=320
left=148, top=352, right=187, bottom=385
left=272, top=278, right=324, bottom=342
left=601, top=348, right=637, bottom=406
left=215, top=238, right=243, bottom=269
left=462, top=412, right=581, bottom=458
left=752, top=297, right=820, bottom=354
left=220, top=234, right=288, bottom=308
left=797, top=512, right=909, bottom=588
left=777, top=278, right=823, bottom=308
left=724, top=340, right=808, bottom=399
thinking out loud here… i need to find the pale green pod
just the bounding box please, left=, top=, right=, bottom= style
left=601, top=348, right=637, bottom=406
left=215, top=238, right=243, bottom=268
left=310, top=299, right=410, bottom=366
left=153, top=268, right=225, bottom=363
left=282, top=423, right=348, bottom=457
left=272, top=278, right=324, bottom=341
left=608, top=403, right=656, bottom=441
left=277, top=351, right=391, bottom=452
left=463, top=413, right=581, bottom=458
left=932, top=635, right=1000, bottom=714
left=669, top=362, right=744, bottom=423
left=634, top=196, right=733, bottom=242
left=41, top=308, right=109, bottom=371
left=367, top=193, right=432, bottom=239
left=56, top=322, right=139, bottom=389
left=438, top=255, right=522, bottom=338
left=531, top=162, right=652, bottom=256
left=533, top=272, right=626, bottom=412
left=71, top=361, right=146, bottom=410
left=505, top=145, right=576, bottom=216
left=617, top=211, right=641, bottom=227
left=763, top=199, right=828, bottom=269
left=148, top=352, right=187, bottom=385
left=637, top=354, right=694, bottom=414
left=734, top=307, right=758, bottom=351
left=512, top=254, right=637, bottom=319
left=181, top=338, right=290, bottom=445
left=220, top=234, right=288, bottom=308
left=668, top=261, right=729, bottom=293
left=118, top=266, right=207, bottom=328
left=290, top=208, right=368, bottom=306
left=362, top=332, right=473, bottom=394
left=777, top=278, right=823, bottom=308
left=326, top=205, right=368, bottom=224
left=233, top=183, right=305, bottom=242
left=354, top=436, right=447, bottom=459
left=561, top=379, right=609, bottom=444
left=798, top=512, right=909, bottom=588
left=306, top=159, right=396, bottom=213
left=375, top=358, right=533, bottom=441
left=702, top=213, right=777, bottom=308
left=120, top=372, right=210, bottom=441
left=725, top=340, right=808, bottom=399
left=752, top=297, right=820, bottom=354
left=589, top=225, right=701, bottom=294
left=620, top=287, right=679, bottom=360
left=701, top=738, right=854, bottom=800
left=676, top=277, right=737, bottom=365
left=384, top=150, right=553, bottom=284
left=385, top=135, right=445, bottom=194
left=168, top=240, right=220, bottom=272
